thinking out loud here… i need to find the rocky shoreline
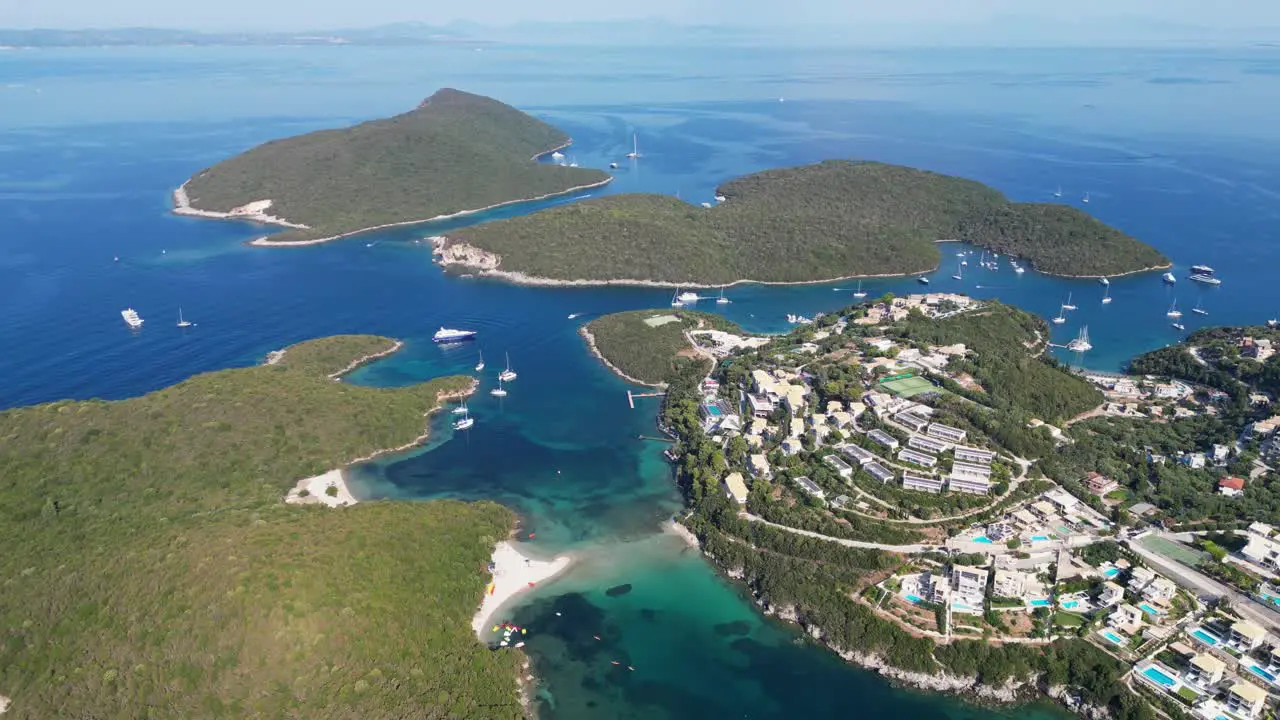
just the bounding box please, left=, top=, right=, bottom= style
left=578, top=325, right=665, bottom=388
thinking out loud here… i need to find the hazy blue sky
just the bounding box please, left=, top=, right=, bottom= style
left=4, top=0, right=1280, bottom=31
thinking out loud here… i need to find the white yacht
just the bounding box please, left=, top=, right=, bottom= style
left=1099, top=277, right=1110, bottom=286
left=917, top=276, right=930, bottom=285
left=1062, top=293, right=1077, bottom=311
left=1052, top=308, right=1066, bottom=325
left=121, top=308, right=143, bottom=328
left=452, top=401, right=469, bottom=415
left=1171, top=322, right=1186, bottom=331
left=626, top=133, right=641, bottom=159
left=452, top=414, right=474, bottom=430
left=1189, top=273, right=1221, bottom=286
left=1082, top=192, right=1090, bottom=204
left=499, top=353, right=517, bottom=382
left=678, top=291, right=700, bottom=303
left=1102, top=285, right=1112, bottom=304
left=490, top=378, right=508, bottom=397
left=1014, top=265, right=1025, bottom=274
left=1190, top=264, right=1215, bottom=275
left=551, top=151, right=565, bottom=162
left=952, top=262, right=963, bottom=281
left=475, top=351, right=485, bottom=372
left=1192, top=300, right=1208, bottom=316
left=176, top=307, right=192, bottom=328
left=716, top=287, right=731, bottom=305
left=433, top=327, right=477, bottom=343
left=1162, top=272, right=1177, bottom=284
left=1268, top=319, right=1278, bottom=328
left=852, top=280, right=867, bottom=299
left=1166, top=300, right=1182, bottom=319
left=1067, top=326, right=1092, bottom=353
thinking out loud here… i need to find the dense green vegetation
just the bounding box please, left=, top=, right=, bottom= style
left=183, top=88, right=608, bottom=242
left=1130, top=325, right=1280, bottom=399
left=584, top=309, right=737, bottom=385
left=446, top=160, right=1166, bottom=283
left=0, top=336, right=523, bottom=718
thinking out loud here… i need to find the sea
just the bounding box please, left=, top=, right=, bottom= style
left=3, top=43, right=1279, bottom=719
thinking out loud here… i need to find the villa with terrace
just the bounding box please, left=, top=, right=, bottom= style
left=1225, top=682, right=1268, bottom=718
left=1186, top=653, right=1227, bottom=689
left=1108, top=603, right=1144, bottom=635
left=1229, top=621, right=1267, bottom=653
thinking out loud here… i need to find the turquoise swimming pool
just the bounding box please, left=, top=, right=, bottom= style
left=1191, top=628, right=1221, bottom=646
left=1101, top=630, right=1126, bottom=646
left=1030, top=599, right=1052, bottom=607
left=1103, top=567, right=1120, bottom=578
left=971, top=536, right=993, bottom=544
left=706, top=404, right=723, bottom=416
left=905, top=594, right=923, bottom=604
left=1139, top=602, right=1163, bottom=616
left=1031, top=535, right=1049, bottom=542
left=1062, top=600, right=1081, bottom=610
left=1141, top=666, right=1178, bottom=689
left=1246, top=663, right=1278, bottom=684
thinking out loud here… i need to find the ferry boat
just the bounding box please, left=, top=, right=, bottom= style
left=121, top=308, right=144, bottom=328
left=1162, top=272, right=1177, bottom=284
left=433, top=327, right=476, bottom=343
left=1189, top=273, right=1221, bottom=286
left=499, top=353, right=517, bottom=382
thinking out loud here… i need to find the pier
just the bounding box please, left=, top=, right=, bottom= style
left=627, top=390, right=666, bottom=409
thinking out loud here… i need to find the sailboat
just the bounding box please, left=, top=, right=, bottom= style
left=452, top=401, right=469, bottom=415
left=452, top=408, right=474, bottom=430
left=176, top=307, right=193, bottom=328
left=1102, top=285, right=1112, bottom=304
left=852, top=280, right=867, bottom=299
left=1082, top=192, right=1090, bottom=204
left=952, top=262, right=963, bottom=281
left=1192, top=299, right=1208, bottom=316
left=499, top=353, right=517, bottom=382
left=1067, top=326, right=1092, bottom=353
left=1054, top=186, right=1063, bottom=198
left=475, top=351, right=485, bottom=372
left=670, top=289, right=684, bottom=307
left=1052, top=307, right=1066, bottom=325
left=1062, top=293, right=1077, bottom=311
left=1166, top=300, right=1182, bottom=319
left=716, top=286, right=731, bottom=305
left=626, top=133, right=641, bottom=159
left=1172, top=322, right=1186, bottom=331
left=490, top=378, right=508, bottom=397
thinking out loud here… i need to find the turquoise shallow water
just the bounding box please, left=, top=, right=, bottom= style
left=3, top=44, right=1279, bottom=719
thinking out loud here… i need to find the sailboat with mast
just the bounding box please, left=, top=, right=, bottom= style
left=1067, top=326, right=1092, bottom=353
left=952, top=262, right=963, bottom=281
left=499, top=353, right=517, bottom=382
left=475, top=350, right=485, bottom=372
left=1192, top=299, right=1208, bottom=316
left=1166, top=300, right=1183, bottom=318
left=452, top=405, right=474, bottom=430
left=716, top=286, right=731, bottom=304
left=626, top=133, right=641, bottom=159
left=1052, top=307, right=1066, bottom=325
left=1061, top=292, right=1077, bottom=311
left=852, top=280, right=867, bottom=299
left=1102, top=284, right=1112, bottom=304
left=1082, top=192, right=1090, bottom=204
left=1054, top=186, right=1063, bottom=198
left=490, top=378, right=507, bottom=397
left=176, top=307, right=192, bottom=328
left=670, top=289, right=683, bottom=307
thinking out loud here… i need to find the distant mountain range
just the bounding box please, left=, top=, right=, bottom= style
left=0, top=23, right=479, bottom=47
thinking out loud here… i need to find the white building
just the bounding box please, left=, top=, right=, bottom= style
left=908, top=434, right=951, bottom=454
left=1044, top=489, right=1080, bottom=515
left=1098, top=581, right=1125, bottom=607
left=1226, top=682, right=1267, bottom=718
left=748, top=454, right=772, bottom=479
left=1141, top=577, right=1177, bottom=604
left=840, top=444, right=877, bottom=466
left=723, top=472, right=749, bottom=506
left=1242, top=529, right=1280, bottom=571
left=1185, top=653, right=1225, bottom=688
left=868, top=429, right=900, bottom=449
left=1228, top=620, right=1267, bottom=653
left=1127, top=566, right=1156, bottom=591
left=898, top=448, right=939, bottom=468
left=927, top=422, right=967, bottom=443
left=794, top=476, right=825, bottom=500
left=823, top=454, right=854, bottom=479
left=902, top=473, right=944, bottom=494
left=781, top=438, right=804, bottom=456
left=895, top=412, right=930, bottom=432
left=951, top=461, right=992, bottom=480
left=947, top=475, right=991, bottom=495
left=992, top=569, right=1029, bottom=598
left=864, top=462, right=895, bottom=484
left=954, top=445, right=995, bottom=464
left=952, top=566, right=989, bottom=598
left=1108, top=604, right=1144, bottom=633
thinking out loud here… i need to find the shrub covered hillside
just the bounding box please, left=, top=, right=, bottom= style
left=182, top=88, right=609, bottom=242
left=583, top=309, right=739, bottom=385
left=0, top=336, right=524, bottom=719
left=445, top=160, right=1167, bottom=283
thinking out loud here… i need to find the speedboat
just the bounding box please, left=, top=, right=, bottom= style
left=1171, top=322, right=1186, bottom=331
left=434, top=327, right=477, bottom=343
left=1099, top=277, right=1110, bottom=286
left=1162, top=272, right=1176, bottom=284
left=121, top=308, right=144, bottom=328
left=917, top=276, right=930, bottom=285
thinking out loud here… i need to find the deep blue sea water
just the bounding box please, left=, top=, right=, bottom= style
left=3, top=44, right=1279, bottom=719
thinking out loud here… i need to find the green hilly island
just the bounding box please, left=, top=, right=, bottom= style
left=0, top=336, right=524, bottom=718
left=180, top=88, right=610, bottom=242
left=442, top=160, right=1168, bottom=283
left=583, top=310, right=739, bottom=385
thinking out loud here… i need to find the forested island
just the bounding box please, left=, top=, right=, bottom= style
left=581, top=309, right=741, bottom=385
left=176, top=89, right=610, bottom=243
left=439, top=160, right=1168, bottom=285
left=0, top=336, right=526, bottom=718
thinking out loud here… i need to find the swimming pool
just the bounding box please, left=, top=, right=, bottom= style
left=1141, top=666, right=1178, bottom=689
left=1246, top=663, right=1278, bottom=684
left=1062, top=600, right=1081, bottom=610
left=1102, top=567, right=1120, bottom=578
left=971, top=536, right=993, bottom=544
left=905, top=594, right=923, bottom=604
left=1101, top=630, right=1126, bottom=646
left=1030, top=599, right=1052, bottom=607
left=1191, top=628, right=1221, bottom=646
left=1139, top=603, right=1163, bottom=616
left=951, top=602, right=971, bottom=611
left=706, top=404, right=723, bottom=417
left=1031, top=535, right=1049, bottom=542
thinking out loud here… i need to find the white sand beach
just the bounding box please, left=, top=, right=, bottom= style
left=284, top=468, right=358, bottom=507
left=473, top=541, right=572, bottom=638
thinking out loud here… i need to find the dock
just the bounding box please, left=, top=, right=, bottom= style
left=627, top=390, right=666, bottom=409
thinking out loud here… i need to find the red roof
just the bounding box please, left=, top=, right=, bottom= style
left=1219, top=476, right=1246, bottom=491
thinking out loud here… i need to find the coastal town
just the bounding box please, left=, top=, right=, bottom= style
left=661, top=292, right=1280, bottom=719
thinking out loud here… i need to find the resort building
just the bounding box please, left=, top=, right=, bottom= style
left=868, top=429, right=900, bottom=450
left=784, top=385, right=809, bottom=416
left=789, top=418, right=805, bottom=438
left=1185, top=653, right=1225, bottom=688
left=908, top=434, right=951, bottom=455
left=1268, top=646, right=1280, bottom=673
left=1226, top=682, right=1267, bottom=718
left=897, top=448, right=939, bottom=468
left=1228, top=620, right=1267, bottom=653
left=829, top=410, right=854, bottom=428
left=926, top=422, right=967, bottom=444
left=947, top=475, right=991, bottom=495
left=794, top=476, right=825, bottom=500
left=1128, top=567, right=1156, bottom=591
left=1044, top=489, right=1080, bottom=515
left=992, top=569, right=1029, bottom=599
left=823, top=454, right=854, bottom=479
left=895, top=412, right=930, bottom=432
left=954, top=445, right=995, bottom=464
left=780, top=438, right=803, bottom=456
left=747, top=394, right=775, bottom=417
left=748, top=454, right=772, bottom=480
left=1083, top=472, right=1119, bottom=496
left=864, top=462, right=895, bottom=484
left=1098, top=581, right=1125, bottom=607
left=840, top=444, right=877, bottom=466
left=951, top=566, right=989, bottom=598
left=1242, top=530, right=1280, bottom=572
left=1141, top=577, right=1177, bottom=604
left=826, top=400, right=844, bottom=414
left=902, top=473, right=944, bottom=494
left=950, top=461, right=993, bottom=480
left=723, top=472, right=749, bottom=506
left=1107, top=604, right=1144, bottom=634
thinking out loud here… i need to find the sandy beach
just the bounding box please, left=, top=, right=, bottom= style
left=285, top=468, right=358, bottom=507
left=473, top=541, right=572, bottom=638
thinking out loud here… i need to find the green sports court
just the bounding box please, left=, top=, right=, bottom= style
left=879, top=375, right=938, bottom=398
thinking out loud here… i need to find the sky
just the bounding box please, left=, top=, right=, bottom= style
left=3, top=0, right=1280, bottom=34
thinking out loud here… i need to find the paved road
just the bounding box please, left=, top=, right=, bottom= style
left=1128, top=531, right=1280, bottom=634
left=741, top=512, right=933, bottom=553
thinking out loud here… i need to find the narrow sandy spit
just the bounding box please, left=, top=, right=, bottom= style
left=472, top=541, right=572, bottom=639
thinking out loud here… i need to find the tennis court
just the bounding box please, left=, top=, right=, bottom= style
left=1138, top=534, right=1208, bottom=567
left=880, top=375, right=937, bottom=398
